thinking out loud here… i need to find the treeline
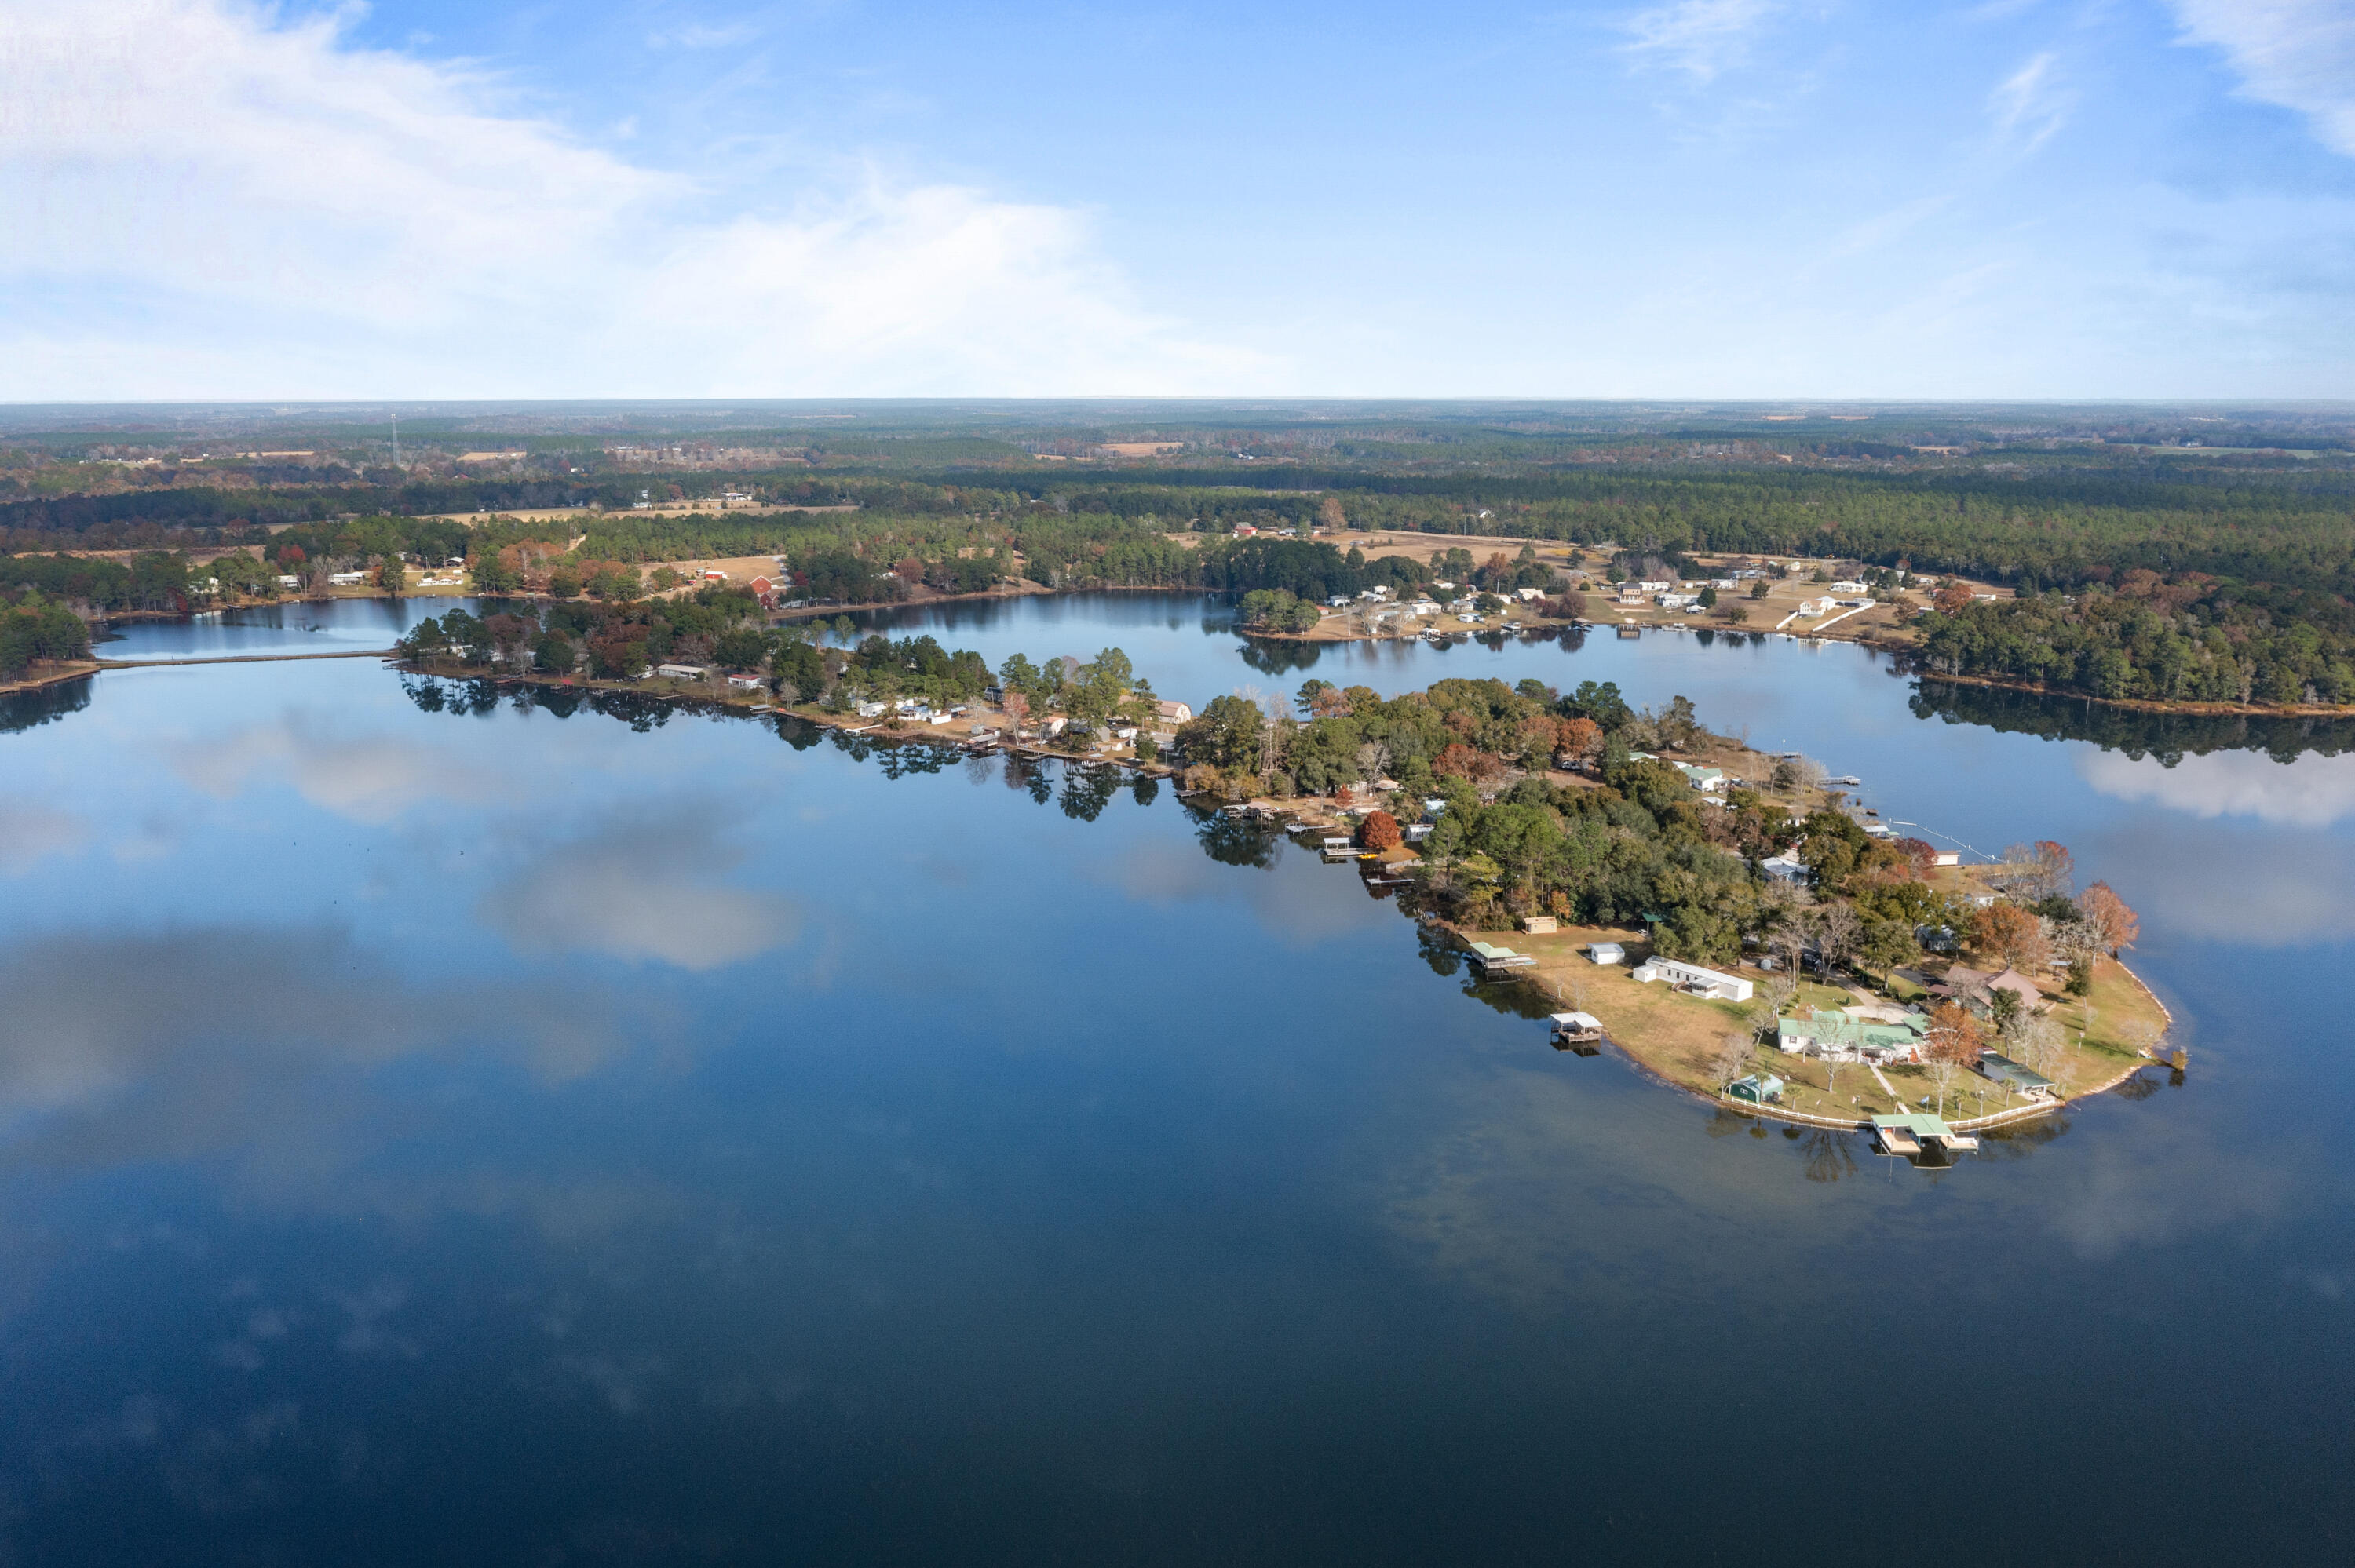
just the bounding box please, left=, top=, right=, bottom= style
left=1915, top=569, right=2355, bottom=706
left=16, top=458, right=2355, bottom=611
left=0, top=593, right=91, bottom=677
left=1909, top=680, right=2355, bottom=762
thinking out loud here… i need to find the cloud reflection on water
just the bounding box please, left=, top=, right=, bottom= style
left=173, top=713, right=502, bottom=825
left=2077, top=746, right=2355, bottom=829
left=0, top=795, right=89, bottom=873
left=478, top=803, right=801, bottom=971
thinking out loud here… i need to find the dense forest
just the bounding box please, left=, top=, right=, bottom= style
left=1915, top=570, right=2355, bottom=706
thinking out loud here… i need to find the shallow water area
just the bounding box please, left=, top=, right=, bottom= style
left=1, top=592, right=2351, bottom=1563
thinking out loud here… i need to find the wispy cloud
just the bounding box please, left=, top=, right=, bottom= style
left=0, top=0, right=1275, bottom=398
left=2171, top=0, right=2355, bottom=157
left=1988, top=50, right=2073, bottom=153
left=648, top=20, right=761, bottom=51
left=1619, top=0, right=1780, bottom=82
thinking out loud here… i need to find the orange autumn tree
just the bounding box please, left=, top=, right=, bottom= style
left=1358, top=811, right=1403, bottom=852
left=1971, top=901, right=2050, bottom=972
left=2079, top=881, right=2139, bottom=954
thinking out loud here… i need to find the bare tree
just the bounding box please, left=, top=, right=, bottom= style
left=2010, top=1010, right=2062, bottom=1074
left=1814, top=903, right=1860, bottom=980
left=1713, top=1031, right=1755, bottom=1095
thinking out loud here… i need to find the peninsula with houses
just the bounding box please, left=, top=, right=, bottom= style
left=389, top=582, right=2173, bottom=1158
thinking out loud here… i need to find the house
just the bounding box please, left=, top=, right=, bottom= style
left=1727, top=1073, right=1785, bottom=1105
left=1936, top=965, right=2043, bottom=1012
left=1776, top=1008, right=1929, bottom=1064
left=1761, top=854, right=1809, bottom=885
left=856, top=701, right=887, bottom=718
left=1041, top=716, right=1068, bottom=737
left=1638, top=579, right=1673, bottom=593
left=1830, top=578, right=1870, bottom=593
left=277, top=574, right=300, bottom=588
left=726, top=675, right=762, bottom=691
left=655, top=662, right=710, bottom=680
left=1977, top=1052, right=2057, bottom=1097
left=1404, top=822, right=1433, bottom=842
left=1676, top=764, right=1728, bottom=792
left=1711, top=578, right=1738, bottom=589
left=701, top=570, right=728, bottom=582
left=329, top=571, right=366, bottom=585
left=1864, top=822, right=1897, bottom=839
left=1586, top=941, right=1626, bottom=965
left=1930, top=850, right=1961, bottom=867
left=1656, top=593, right=1699, bottom=610
left=1797, top=597, right=1832, bottom=617
left=1630, top=957, right=1754, bottom=1002
left=1517, top=586, right=1544, bottom=601
left=1156, top=699, right=1194, bottom=725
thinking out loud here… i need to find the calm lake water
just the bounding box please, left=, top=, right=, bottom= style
left=3, top=593, right=2351, bottom=1563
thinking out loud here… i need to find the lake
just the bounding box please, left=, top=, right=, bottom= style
left=3, top=592, right=2351, bottom=1563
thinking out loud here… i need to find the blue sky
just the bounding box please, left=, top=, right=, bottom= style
left=4, top=0, right=2353, bottom=399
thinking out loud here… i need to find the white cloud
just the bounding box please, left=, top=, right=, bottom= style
left=0, top=0, right=1273, bottom=398
left=1988, top=50, right=2074, bottom=153
left=1619, top=0, right=1780, bottom=82
left=2077, top=747, right=2355, bottom=828
left=2171, top=0, right=2355, bottom=157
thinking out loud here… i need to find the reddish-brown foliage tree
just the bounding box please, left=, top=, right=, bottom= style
left=1358, top=811, right=1403, bottom=851
left=1970, top=902, right=2051, bottom=972
left=1932, top=582, right=1975, bottom=615
left=1556, top=716, right=1604, bottom=769
left=1926, top=1001, right=1986, bottom=1065
left=2079, top=881, right=2139, bottom=954
left=1433, top=742, right=1503, bottom=786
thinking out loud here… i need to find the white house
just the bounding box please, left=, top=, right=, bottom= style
left=1517, top=586, right=1544, bottom=601
left=1587, top=942, right=1626, bottom=965
left=1676, top=764, right=1728, bottom=791
left=856, top=701, right=887, bottom=718
left=1630, top=957, right=1754, bottom=1002
left=1156, top=699, right=1193, bottom=725
left=726, top=675, right=762, bottom=691
left=1638, top=579, right=1673, bottom=592
left=1931, top=850, right=1962, bottom=867
left=655, top=662, right=710, bottom=680
left=1830, top=578, right=1870, bottom=593
left=1798, top=597, right=1833, bottom=617
left=1761, top=853, right=1809, bottom=884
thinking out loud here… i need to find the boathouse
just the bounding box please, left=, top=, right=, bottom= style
left=1727, top=1073, right=1785, bottom=1105
left=1468, top=942, right=1537, bottom=974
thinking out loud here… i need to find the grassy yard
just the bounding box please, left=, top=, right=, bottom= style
left=1470, top=921, right=2168, bottom=1122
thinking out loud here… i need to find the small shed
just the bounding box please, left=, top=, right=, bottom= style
left=1728, top=1074, right=1785, bottom=1105
left=1588, top=942, right=1626, bottom=965
left=1521, top=914, right=1558, bottom=935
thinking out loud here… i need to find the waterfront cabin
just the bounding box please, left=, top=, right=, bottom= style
left=1630, top=957, right=1753, bottom=1003
left=1761, top=854, right=1809, bottom=886
left=1936, top=965, right=2043, bottom=1013
left=1676, top=764, right=1728, bottom=792
left=1468, top=942, right=1537, bottom=974
left=856, top=701, right=887, bottom=719
left=1587, top=942, right=1626, bottom=965
left=1727, top=1073, right=1785, bottom=1105
left=1977, top=1052, right=2057, bottom=1098
left=726, top=675, right=762, bottom=691
left=656, top=662, right=710, bottom=680
left=1776, top=1008, right=1928, bottom=1065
